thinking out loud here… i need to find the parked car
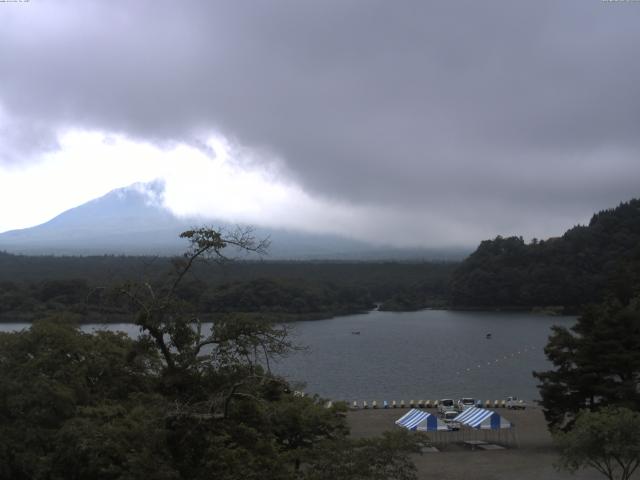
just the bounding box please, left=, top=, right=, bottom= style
left=457, top=398, right=476, bottom=411
left=506, top=396, right=527, bottom=409
left=438, top=399, right=455, bottom=414
left=442, top=410, right=461, bottom=430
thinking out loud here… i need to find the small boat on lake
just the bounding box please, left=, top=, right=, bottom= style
left=486, top=333, right=492, bottom=339
left=351, top=331, right=361, bottom=335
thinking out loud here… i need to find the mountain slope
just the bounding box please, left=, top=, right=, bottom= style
left=0, top=181, right=189, bottom=255
left=450, top=198, right=640, bottom=310
left=0, top=181, right=468, bottom=260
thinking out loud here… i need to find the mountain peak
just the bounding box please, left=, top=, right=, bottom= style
left=108, top=179, right=166, bottom=208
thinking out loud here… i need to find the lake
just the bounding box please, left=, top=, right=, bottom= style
left=0, top=309, right=572, bottom=403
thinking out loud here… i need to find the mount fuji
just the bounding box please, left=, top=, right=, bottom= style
left=0, top=181, right=468, bottom=260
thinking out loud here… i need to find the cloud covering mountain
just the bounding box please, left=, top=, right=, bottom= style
left=0, top=182, right=468, bottom=260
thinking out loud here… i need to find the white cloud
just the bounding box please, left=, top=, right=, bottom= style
left=0, top=128, right=488, bottom=247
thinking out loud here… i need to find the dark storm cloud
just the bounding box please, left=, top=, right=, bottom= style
left=1, top=0, right=639, bottom=244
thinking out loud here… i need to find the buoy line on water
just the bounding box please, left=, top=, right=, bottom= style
left=454, top=344, right=540, bottom=377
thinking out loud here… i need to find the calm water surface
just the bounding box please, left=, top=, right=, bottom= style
left=0, top=310, right=573, bottom=403
left=272, top=309, right=573, bottom=403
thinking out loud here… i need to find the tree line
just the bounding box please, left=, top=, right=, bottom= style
left=0, top=254, right=456, bottom=322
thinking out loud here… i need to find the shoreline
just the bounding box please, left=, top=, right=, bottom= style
left=0, top=305, right=576, bottom=325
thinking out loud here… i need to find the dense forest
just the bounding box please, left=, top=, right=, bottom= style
left=0, top=252, right=455, bottom=322
left=451, top=199, right=640, bottom=311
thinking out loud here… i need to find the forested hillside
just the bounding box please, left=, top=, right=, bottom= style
left=451, top=199, right=640, bottom=310
left=0, top=253, right=455, bottom=321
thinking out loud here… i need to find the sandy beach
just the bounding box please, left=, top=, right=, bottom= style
left=347, top=406, right=617, bottom=480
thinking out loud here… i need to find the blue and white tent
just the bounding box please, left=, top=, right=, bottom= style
left=453, top=407, right=512, bottom=430
left=395, top=408, right=449, bottom=432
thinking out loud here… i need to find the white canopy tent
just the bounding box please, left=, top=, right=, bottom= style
left=395, top=408, right=449, bottom=432
left=452, top=407, right=512, bottom=430
left=452, top=407, right=517, bottom=447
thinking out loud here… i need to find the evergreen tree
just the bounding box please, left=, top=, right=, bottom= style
left=534, top=296, right=640, bottom=430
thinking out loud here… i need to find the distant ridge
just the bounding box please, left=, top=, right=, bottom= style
left=451, top=198, right=640, bottom=310
left=0, top=181, right=469, bottom=260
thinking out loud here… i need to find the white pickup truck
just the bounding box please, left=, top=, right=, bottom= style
left=506, top=396, right=527, bottom=410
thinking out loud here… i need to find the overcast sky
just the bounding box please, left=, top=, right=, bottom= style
left=1, top=0, right=639, bottom=248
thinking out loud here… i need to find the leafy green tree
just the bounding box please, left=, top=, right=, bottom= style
left=0, top=318, right=159, bottom=480
left=555, top=406, right=640, bottom=480
left=50, top=400, right=179, bottom=480
left=270, top=395, right=349, bottom=471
